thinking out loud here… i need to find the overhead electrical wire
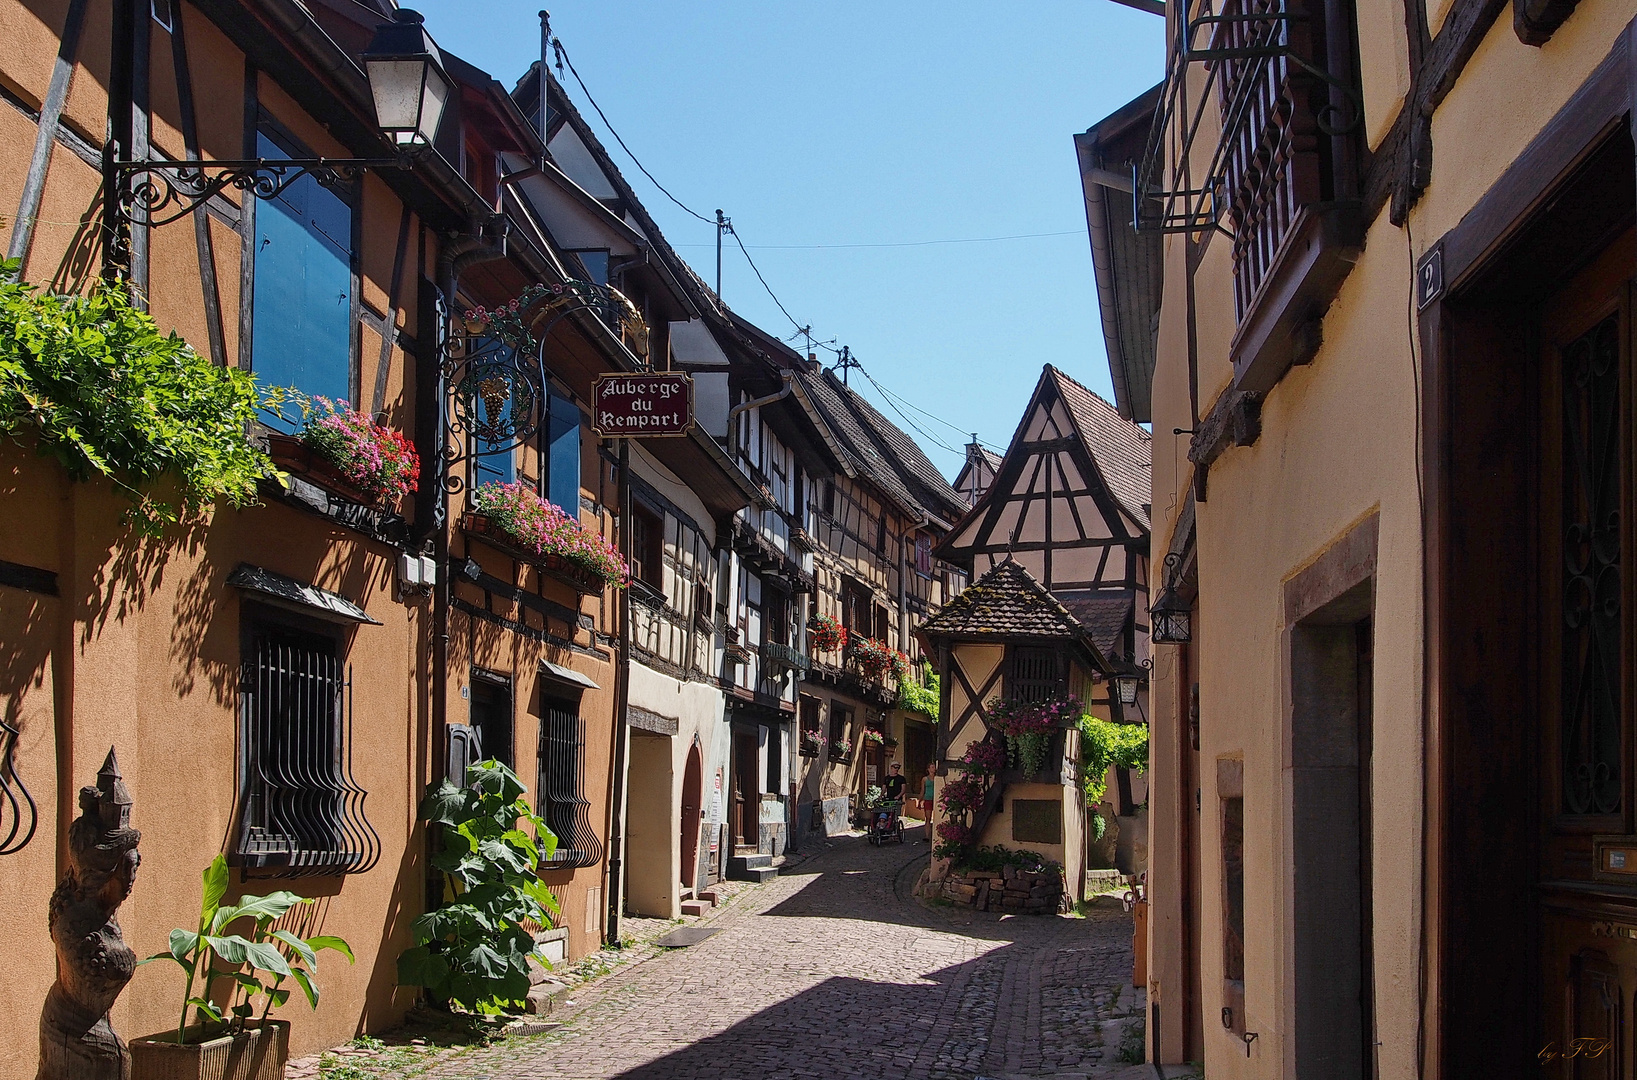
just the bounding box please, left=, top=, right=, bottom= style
left=550, top=33, right=1009, bottom=464
left=677, top=229, right=1083, bottom=251
left=551, top=39, right=716, bottom=226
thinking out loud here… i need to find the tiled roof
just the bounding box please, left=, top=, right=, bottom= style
left=828, top=373, right=968, bottom=525
left=1058, top=591, right=1133, bottom=658
left=1049, top=366, right=1152, bottom=532
left=918, top=559, right=1085, bottom=641
left=794, top=368, right=926, bottom=520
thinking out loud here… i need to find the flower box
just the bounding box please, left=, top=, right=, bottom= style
left=462, top=512, right=609, bottom=593
left=130, top=1021, right=289, bottom=1080
left=266, top=433, right=379, bottom=507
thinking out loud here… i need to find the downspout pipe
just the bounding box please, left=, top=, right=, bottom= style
left=605, top=435, right=633, bottom=944
left=726, top=376, right=794, bottom=456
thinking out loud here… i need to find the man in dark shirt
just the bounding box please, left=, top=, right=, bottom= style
left=882, top=762, right=907, bottom=803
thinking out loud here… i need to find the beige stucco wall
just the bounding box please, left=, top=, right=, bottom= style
left=1143, top=1, right=1637, bottom=1074
left=623, top=661, right=726, bottom=918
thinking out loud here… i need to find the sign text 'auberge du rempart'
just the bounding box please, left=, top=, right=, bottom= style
left=592, top=373, right=694, bottom=438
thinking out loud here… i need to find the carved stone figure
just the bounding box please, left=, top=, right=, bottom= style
left=37, top=749, right=141, bottom=1080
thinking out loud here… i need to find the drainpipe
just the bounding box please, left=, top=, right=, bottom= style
left=605, top=435, right=632, bottom=944
left=726, top=376, right=794, bottom=456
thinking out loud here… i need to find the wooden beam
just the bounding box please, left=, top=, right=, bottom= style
left=1188, top=389, right=1264, bottom=468
left=1365, top=0, right=1510, bottom=224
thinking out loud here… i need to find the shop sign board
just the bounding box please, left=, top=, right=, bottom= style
left=592, top=372, right=693, bottom=437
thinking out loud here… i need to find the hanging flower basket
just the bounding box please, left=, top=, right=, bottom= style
left=465, top=482, right=627, bottom=591
left=850, top=637, right=909, bottom=683
left=808, top=613, right=847, bottom=653
left=863, top=729, right=885, bottom=746
left=987, top=696, right=1083, bottom=778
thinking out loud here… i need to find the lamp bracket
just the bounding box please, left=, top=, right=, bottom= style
left=110, top=156, right=412, bottom=227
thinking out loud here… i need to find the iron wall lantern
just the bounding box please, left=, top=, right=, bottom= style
left=1150, top=583, right=1191, bottom=645
left=362, top=9, right=455, bottom=149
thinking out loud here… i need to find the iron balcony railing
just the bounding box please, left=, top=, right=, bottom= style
left=761, top=641, right=811, bottom=672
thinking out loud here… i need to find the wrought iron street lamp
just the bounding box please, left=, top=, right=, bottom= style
left=362, top=10, right=455, bottom=149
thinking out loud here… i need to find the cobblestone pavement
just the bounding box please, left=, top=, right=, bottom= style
left=404, top=830, right=1140, bottom=1080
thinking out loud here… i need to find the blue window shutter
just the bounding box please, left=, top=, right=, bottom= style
left=474, top=439, right=516, bottom=486
left=548, top=395, right=581, bottom=512
left=251, top=132, right=352, bottom=431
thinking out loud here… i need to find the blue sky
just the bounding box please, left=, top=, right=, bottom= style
left=412, top=2, right=1164, bottom=479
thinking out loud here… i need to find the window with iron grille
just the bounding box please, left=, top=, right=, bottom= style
left=1009, top=646, right=1066, bottom=704
left=237, top=616, right=379, bottom=876
left=538, top=694, right=602, bottom=868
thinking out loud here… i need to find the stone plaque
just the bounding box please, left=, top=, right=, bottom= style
left=1011, top=799, right=1062, bottom=844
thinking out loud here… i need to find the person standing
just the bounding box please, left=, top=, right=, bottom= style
left=921, top=762, right=937, bottom=841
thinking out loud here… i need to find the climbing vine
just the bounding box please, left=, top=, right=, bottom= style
left=1078, top=715, right=1149, bottom=807
left=0, top=261, right=273, bottom=535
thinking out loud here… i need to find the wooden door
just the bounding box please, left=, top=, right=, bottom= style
left=681, top=745, right=703, bottom=889
left=1540, top=230, right=1635, bottom=1078
left=733, top=731, right=759, bottom=850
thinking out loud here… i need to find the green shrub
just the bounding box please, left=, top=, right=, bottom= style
left=0, top=261, right=273, bottom=535
left=397, top=760, right=561, bottom=1015
left=1078, top=716, right=1148, bottom=807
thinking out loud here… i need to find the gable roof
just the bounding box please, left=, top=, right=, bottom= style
left=918, top=559, right=1087, bottom=642
left=1048, top=366, right=1152, bottom=532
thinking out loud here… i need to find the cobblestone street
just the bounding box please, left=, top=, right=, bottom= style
left=403, top=830, right=1142, bottom=1080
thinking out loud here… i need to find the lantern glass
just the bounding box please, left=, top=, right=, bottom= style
left=1115, top=676, right=1139, bottom=706
left=362, top=10, right=453, bottom=147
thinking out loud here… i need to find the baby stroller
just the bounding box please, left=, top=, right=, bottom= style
left=868, top=799, right=906, bottom=845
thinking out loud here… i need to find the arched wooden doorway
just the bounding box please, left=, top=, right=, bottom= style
left=680, top=744, right=703, bottom=890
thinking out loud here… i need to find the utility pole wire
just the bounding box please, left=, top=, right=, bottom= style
left=552, top=39, right=715, bottom=225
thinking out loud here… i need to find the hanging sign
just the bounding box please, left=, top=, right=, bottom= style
left=592, top=373, right=693, bottom=437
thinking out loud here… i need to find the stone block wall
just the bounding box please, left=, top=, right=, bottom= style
left=937, top=863, right=1070, bottom=914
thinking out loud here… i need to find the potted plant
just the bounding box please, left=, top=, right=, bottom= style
left=799, top=729, right=826, bottom=757
left=131, top=855, right=353, bottom=1080
left=807, top=613, right=846, bottom=654
left=464, top=481, right=628, bottom=592
left=267, top=395, right=419, bottom=509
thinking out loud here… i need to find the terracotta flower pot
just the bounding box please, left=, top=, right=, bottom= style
left=129, top=1021, right=288, bottom=1080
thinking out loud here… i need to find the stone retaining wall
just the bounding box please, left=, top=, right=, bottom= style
left=937, top=863, right=1069, bottom=914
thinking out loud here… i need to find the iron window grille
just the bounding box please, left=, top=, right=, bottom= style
left=538, top=696, right=602, bottom=868
left=237, top=621, right=380, bottom=876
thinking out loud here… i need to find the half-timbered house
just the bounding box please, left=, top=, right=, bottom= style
left=917, top=559, right=1114, bottom=902
left=1090, top=0, right=1637, bottom=1065
left=508, top=58, right=760, bottom=919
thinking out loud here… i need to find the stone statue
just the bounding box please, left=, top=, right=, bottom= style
left=37, top=749, right=141, bottom=1080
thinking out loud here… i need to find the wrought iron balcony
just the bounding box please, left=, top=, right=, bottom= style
left=1136, top=0, right=1363, bottom=392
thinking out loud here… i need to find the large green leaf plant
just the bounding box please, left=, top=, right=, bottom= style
left=397, top=760, right=561, bottom=1015
left=143, top=854, right=354, bottom=1045
left=0, top=260, right=276, bottom=536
